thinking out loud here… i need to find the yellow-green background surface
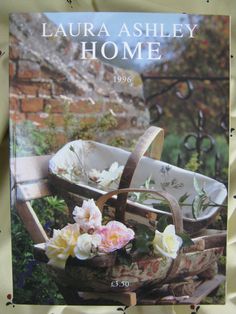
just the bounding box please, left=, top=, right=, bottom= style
left=0, top=1, right=235, bottom=313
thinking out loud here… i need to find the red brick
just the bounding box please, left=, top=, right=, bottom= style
left=9, top=62, right=16, bottom=79
left=41, top=67, right=66, bottom=81
left=79, top=117, right=97, bottom=126
left=26, top=113, right=47, bottom=127
left=10, top=35, right=19, bottom=45
left=45, top=99, right=64, bottom=113
left=29, top=113, right=65, bottom=127
left=10, top=85, right=19, bottom=95
left=10, top=97, right=19, bottom=110
left=18, top=60, right=42, bottom=79
left=52, top=114, right=65, bottom=126
left=55, top=133, right=68, bottom=146
left=115, top=117, right=132, bottom=130
left=70, top=100, right=103, bottom=114
left=54, top=84, right=64, bottom=95
left=105, top=102, right=127, bottom=113
left=40, top=69, right=58, bottom=81
left=11, top=82, right=52, bottom=96
left=54, top=82, right=85, bottom=97
left=9, top=45, right=20, bottom=60
left=38, top=83, right=52, bottom=96
left=21, top=98, right=44, bottom=112
left=75, top=87, right=86, bottom=96
left=88, top=60, right=101, bottom=75
left=10, top=111, right=26, bottom=123
left=12, top=82, right=38, bottom=96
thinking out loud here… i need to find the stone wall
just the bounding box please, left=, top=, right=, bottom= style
left=9, top=13, right=149, bottom=148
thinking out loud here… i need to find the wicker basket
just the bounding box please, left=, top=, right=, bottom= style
left=35, top=186, right=225, bottom=293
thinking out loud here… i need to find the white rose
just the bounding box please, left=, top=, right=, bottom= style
left=74, top=233, right=101, bottom=260
left=73, top=199, right=102, bottom=232
left=153, top=225, right=183, bottom=259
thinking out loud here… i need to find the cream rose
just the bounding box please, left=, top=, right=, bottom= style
left=153, top=224, right=183, bottom=259
left=74, top=233, right=101, bottom=260
left=45, top=223, right=80, bottom=269
left=73, top=199, right=102, bottom=232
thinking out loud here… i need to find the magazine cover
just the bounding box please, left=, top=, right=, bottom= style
left=9, top=12, right=229, bottom=306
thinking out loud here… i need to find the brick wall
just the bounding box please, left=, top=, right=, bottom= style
left=9, top=13, right=150, bottom=148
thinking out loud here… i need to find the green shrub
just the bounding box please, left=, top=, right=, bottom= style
left=12, top=196, right=69, bottom=304
left=162, top=133, right=228, bottom=180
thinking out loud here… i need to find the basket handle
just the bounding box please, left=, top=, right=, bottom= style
left=117, top=126, right=164, bottom=222
left=96, top=188, right=183, bottom=234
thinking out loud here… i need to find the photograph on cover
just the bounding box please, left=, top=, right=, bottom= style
left=9, top=12, right=229, bottom=305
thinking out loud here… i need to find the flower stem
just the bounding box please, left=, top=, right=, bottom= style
left=179, top=203, right=227, bottom=208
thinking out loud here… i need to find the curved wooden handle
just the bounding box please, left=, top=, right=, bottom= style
left=96, top=188, right=183, bottom=234
left=117, top=126, right=164, bottom=222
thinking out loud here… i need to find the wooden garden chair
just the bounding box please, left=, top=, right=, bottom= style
left=10, top=155, right=137, bottom=306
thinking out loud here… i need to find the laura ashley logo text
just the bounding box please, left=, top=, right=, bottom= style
left=42, top=22, right=198, bottom=60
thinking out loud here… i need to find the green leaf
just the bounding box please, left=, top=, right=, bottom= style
left=139, top=193, right=149, bottom=203
left=192, top=176, right=209, bottom=219
left=192, top=194, right=208, bottom=219
left=144, top=175, right=154, bottom=189
left=177, top=232, right=194, bottom=247
left=134, top=238, right=151, bottom=254
left=69, top=145, right=75, bottom=152
left=132, top=223, right=155, bottom=254
left=132, top=191, right=149, bottom=203
left=135, top=224, right=155, bottom=239
left=193, top=176, right=205, bottom=196
left=156, top=215, right=169, bottom=232
left=192, top=195, right=200, bottom=219
left=152, top=202, right=171, bottom=212
left=132, top=192, right=141, bottom=202
left=178, top=192, right=190, bottom=204
left=116, top=249, right=132, bottom=266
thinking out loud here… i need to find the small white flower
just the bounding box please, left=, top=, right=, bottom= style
left=74, top=233, right=101, bottom=260
left=39, top=112, right=49, bottom=118
left=60, top=95, right=73, bottom=103
left=88, top=169, right=101, bottom=183
left=99, top=162, right=124, bottom=187
left=73, top=199, right=102, bottom=232
left=88, top=162, right=124, bottom=188
left=153, top=225, right=183, bottom=259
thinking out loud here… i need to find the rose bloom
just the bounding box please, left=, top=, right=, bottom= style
left=45, top=223, right=80, bottom=269
left=96, top=221, right=135, bottom=253
left=74, top=233, right=101, bottom=260
left=73, top=199, right=102, bottom=232
left=153, top=224, right=183, bottom=259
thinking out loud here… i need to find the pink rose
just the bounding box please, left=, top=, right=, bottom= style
left=96, top=221, right=134, bottom=253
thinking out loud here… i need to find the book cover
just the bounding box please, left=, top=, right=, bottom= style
left=9, top=12, right=229, bottom=306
